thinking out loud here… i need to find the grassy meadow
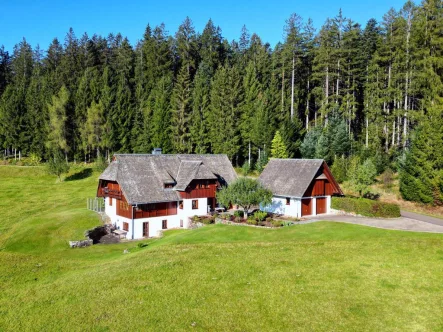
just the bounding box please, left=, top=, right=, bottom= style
left=1, top=166, right=443, bottom=331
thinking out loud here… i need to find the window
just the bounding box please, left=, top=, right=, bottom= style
left=205, top=181, right=210, bottom=189
left=162, top=220, right=167, bottom=229
left=192, top=200, right=198, bottom=210
left=286, top=198, right=290, bottom=205
left=164, top=183, right=173, bottom=189
left=180, top=219, right=183, bottom=228
left=179, top=201, right=183, bottom=209
left=123, top=222, right=129, bottom=231
left=109, top=197, right=112, bottom=206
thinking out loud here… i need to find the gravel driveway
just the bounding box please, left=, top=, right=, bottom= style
left=306, top=214, right=443, bottom=233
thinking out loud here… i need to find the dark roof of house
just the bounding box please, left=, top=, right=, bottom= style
left=99, top=154, right=237, bottom=204
left=258, top=159, right=341, bottom=198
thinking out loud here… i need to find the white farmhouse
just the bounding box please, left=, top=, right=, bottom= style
left=97, top=153, right=237, bottom=240
left=258, top=159, right=343, bottom=218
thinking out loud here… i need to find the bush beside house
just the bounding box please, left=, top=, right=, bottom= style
left=332, top=197, right=401, bottom=218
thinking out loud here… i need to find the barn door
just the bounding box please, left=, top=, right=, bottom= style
left=301, top=199, right=312, bottom=216
left=143, top=222, right=149, bottom=238
left=316, top=197, right=327, bottom=215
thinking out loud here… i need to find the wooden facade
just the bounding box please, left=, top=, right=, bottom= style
left=304, top=179, right=334, bottom=197
left=134, top=202, right=177, bottom=219
left=303, top=164, right=341, bottom=198
left=116, top=194, right=132, bottom=219
left=178, top=180, right=217, bottom=199
left=100, top=178, right=218, bottom=220
left=97, top=180, right=122, bottom=200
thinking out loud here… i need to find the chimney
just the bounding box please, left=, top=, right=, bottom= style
left=152, top=148, right=162, bottom=155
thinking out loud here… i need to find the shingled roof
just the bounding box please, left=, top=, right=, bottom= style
left=99, top=154, right=237, bottom=204
left=258, top=159, right=342, bottom=198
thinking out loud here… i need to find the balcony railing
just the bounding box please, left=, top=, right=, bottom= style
left=102, top=187, right=122, bottom=199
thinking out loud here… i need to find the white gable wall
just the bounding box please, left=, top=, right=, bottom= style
left=109, top=197, right=210, bottom=240
left=262, top=195, right=331, bottom=218
left=105, top=197, right=117, bottom=220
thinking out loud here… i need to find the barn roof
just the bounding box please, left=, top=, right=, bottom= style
left=258, top=159, right=342, bottom=198
left=99, top=154, right=237, bottom=205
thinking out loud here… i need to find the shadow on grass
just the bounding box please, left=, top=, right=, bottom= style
left=65, top=168, right=93, bottom=181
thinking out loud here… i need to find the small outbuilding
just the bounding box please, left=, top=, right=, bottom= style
left=258, top=159, right=343, bottom=218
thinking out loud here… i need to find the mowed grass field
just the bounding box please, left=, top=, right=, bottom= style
left=1, top=166, right=443, bottom=331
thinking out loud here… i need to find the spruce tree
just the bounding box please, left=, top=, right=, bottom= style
left=171, top=65, right=192, bottom=153
left=271, top=131, right=288, bottom=158
left=47, top=85, right=70, bottom=161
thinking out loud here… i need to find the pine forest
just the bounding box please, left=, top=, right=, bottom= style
left=1, top=0, right=443, bottom=205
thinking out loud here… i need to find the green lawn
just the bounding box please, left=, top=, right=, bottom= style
left=1, top=166, right=443, bottom=331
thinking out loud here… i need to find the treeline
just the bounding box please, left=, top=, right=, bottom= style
left=0, top=1, right=442, bottom=204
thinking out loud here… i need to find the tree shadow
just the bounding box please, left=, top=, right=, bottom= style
left=65, top=168, right=93, bottom=181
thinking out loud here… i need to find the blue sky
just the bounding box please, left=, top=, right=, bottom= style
left=0, top=0, right=407, bottom=53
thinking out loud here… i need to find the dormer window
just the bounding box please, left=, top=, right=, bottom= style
left=164, top=183, right=173, bottom=189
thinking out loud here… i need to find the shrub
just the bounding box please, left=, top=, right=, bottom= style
left=332, top=196, right=400, bottom=218
left=192, top=215, right=200, bottom=222
left=234, top=216, right=242, bottom=223
left=233, top=210, right=243, bottom=218
left=265, top=217, right=272, bottom=223
left=272, top=220, right=283, bottom=227
left=201, top=218, right=214, bottom=225
left=241, top=161, right=251, bottom=176
left=29, top=153, right=42, bottom=166
left=247, top=218, right=258, bottom=225
left=253, top=211, right=268, bottom=222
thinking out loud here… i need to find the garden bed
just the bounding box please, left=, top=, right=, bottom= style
left=209, top=211, right=295, bottom=228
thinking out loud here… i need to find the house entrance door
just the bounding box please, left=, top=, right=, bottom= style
left=143, top=222, right=149, bottom=238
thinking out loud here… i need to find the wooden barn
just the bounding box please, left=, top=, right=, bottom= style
left=258, top=159, right=343, bottom=218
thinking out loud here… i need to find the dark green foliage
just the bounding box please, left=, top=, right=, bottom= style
left=0, top=5, right=441, bottom=206
left=353, top=158, right=378, bottom=197
left=47, top=150, right=70, bottom=181
left=400, top=120, right=443, bottom=205
left=241, top=161, right=251, bottom=176
left=331, top=157, right=348, bottom=183
left=332, top=197, right=401, bottom=218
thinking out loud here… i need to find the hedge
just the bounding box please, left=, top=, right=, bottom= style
left=331, top=196, right=401, bottom=218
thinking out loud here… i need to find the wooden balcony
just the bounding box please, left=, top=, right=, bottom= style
left=102, top=187, right=122, bottom=199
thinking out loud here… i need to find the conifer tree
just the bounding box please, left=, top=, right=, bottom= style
left=171, top=65, right=192, bottom=153
left=47, top=85, right=70, bottom=161
left=271, top=131, right=288, bottom=158
left=189, top=62, right=211, bottom=153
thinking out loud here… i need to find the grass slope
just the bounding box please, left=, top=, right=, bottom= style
left=1, top=166, right=443, bottom=331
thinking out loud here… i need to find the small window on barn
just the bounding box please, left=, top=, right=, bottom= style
left=286, top=198, right=290, bottom=205
left=123, top=222, right=129, bottom=231
left=205, top=181, right=210, bottom=189
left=179, top=201, right=183, bottom=209
left=162, top=220, right=167, bottom=229
left=164, top=183, right=173, bottom=189
left=180, top=219, right=183, bottom=228
left=192, top=200, right=198, bottom=210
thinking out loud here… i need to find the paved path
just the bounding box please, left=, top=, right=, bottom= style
left=306, top=214, right=443, bottom=233
left=401, top=210, right=443, bottom=227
